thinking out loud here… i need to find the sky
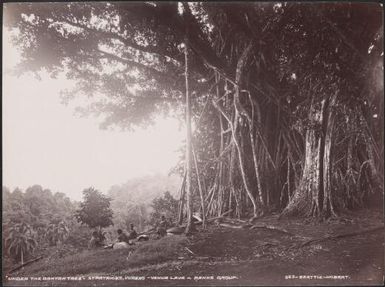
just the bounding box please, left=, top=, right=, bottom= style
left=2, top=30, right=185, bottom=201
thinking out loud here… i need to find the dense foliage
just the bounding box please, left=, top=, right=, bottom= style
left=3, top=185, right=76, bottom=264
left=75, top=187, right=114, bottom=229
left=149, top=191, right=179, bottom=226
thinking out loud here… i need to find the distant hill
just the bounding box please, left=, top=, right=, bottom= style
left=108, top=173, right=182, bottom=205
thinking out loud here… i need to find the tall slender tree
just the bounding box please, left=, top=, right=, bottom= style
left=184, top=37, right=195, bottom=234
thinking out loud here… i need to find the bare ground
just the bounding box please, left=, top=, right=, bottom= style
left=4, top=209, right=384, bottom=286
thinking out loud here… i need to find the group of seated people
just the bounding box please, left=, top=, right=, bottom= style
left=117, top=223, right=138, bottom=243
left=88, top=223, right=138, bottom=249
left=88, top=216, right=172, bottom=249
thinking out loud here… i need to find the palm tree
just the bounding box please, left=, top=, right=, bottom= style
left=5, top=222, right=37, bottom=265
left=46, top=221, right=70, bottom=246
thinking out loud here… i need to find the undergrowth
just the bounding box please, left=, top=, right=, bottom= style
left=13, top=235, right=187, bottom=277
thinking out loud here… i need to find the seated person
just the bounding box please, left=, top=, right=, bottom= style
left=167, top=217, right=175, bottom=228
left=88, top=231, right=104, bottom=249
left=103, top=231, right=113, bottom=245
left=117, top=229, right=130, bottom=243
left=157, top=215, right=168, bottom=238
left=128, top=224, right=138, bottom=240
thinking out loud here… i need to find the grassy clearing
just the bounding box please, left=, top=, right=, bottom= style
left=13, top=235, right=187, bottom=277
left=128, top=235, right=186, bottom=267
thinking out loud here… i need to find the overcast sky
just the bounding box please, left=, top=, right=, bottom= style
left=2, top=29, right=185, bottom=201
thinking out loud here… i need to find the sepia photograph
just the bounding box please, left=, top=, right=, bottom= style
left=2, top=1, right=384, bottom=286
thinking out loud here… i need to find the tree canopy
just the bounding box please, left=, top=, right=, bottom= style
left=4, top=2, right=383, bottom=220
left=75, top=187, right=114, bottom=229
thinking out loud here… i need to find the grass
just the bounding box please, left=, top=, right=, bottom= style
left=12, top=235, right=187, bottom=277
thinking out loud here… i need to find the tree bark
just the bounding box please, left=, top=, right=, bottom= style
left=280, top=98, right=328, bottom=218
left=322, top=93, right=338, bottom=218
left=248, top=95, right=265, bottom=211
left=233, top=41, right=259, bottom=218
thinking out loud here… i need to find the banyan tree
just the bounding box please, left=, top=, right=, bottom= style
left=4, top=2, right=383, bottom=227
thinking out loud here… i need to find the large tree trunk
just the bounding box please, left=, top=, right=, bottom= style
left=281, top=95, right=337, bottom=218
left=233, top=41, right=259, bottom=218
left=321, top=94, right=338, bottom=218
